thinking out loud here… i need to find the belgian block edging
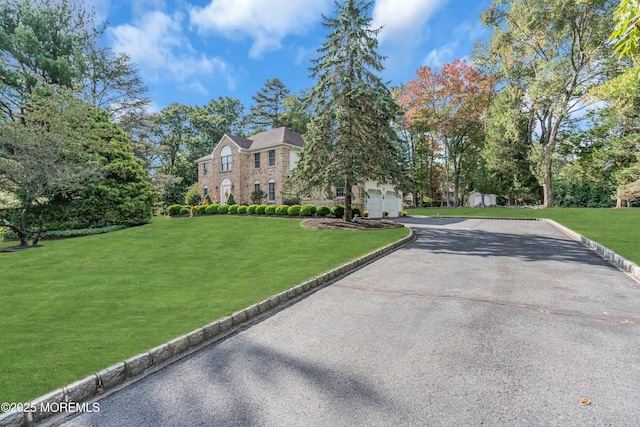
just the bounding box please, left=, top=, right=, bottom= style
left=0, top=228, right=415, bottom=427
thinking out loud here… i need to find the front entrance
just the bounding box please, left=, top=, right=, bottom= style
left=220, top=179, right=231, bottom=205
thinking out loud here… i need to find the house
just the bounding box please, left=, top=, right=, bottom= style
left=195, top=127, right=403, bottom=217
left=467, top=191, right=497, bottom=207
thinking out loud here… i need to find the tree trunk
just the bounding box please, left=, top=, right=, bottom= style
left=343, top=178, right=353, bottom=222
left=18, top=206, right=30, bottom=247
left=32, top=207, right=45, bottom=246
left=542, top=143, right=554, bottom=208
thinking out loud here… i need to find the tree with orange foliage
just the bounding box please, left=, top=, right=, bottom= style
left=398, top=59, right=495, bottom=206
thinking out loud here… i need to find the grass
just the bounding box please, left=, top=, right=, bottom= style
left=0, top=215, right=409, bottom=403
left=408, top=207, right=640, bottom=265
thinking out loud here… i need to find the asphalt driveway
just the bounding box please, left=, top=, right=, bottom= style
left=58, top=218, right=640, bottom=426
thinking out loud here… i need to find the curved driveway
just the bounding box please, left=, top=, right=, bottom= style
left=59, top=218, right=640, bottom=426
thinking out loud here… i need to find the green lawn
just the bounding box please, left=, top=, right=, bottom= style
left=0, top=215, right=409, bottom=403
left=408, top=207, right=640, bottom=265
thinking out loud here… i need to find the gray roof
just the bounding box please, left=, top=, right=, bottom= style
left=247, top=126, right=305, bottom=150
left=194, top=127, right=305, bottom=163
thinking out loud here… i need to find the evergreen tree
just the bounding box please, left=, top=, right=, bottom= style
left=247, top=78, right=290, bottom=133
left=290, top=0, right=405, bottom=221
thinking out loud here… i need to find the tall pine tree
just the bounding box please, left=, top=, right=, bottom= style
left=291, top=0, right=405, bottom=221
left=247, top=78, right=290, bottom=133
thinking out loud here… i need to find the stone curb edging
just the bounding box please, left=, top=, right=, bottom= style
left=0, top=228, right=415, bottom=427
left=425, top=215, right=640, bottom=282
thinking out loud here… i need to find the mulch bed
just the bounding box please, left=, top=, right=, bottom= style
left=301, top=217, right=403, bottom=230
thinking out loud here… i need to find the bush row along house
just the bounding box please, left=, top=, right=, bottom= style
left=195, top=127, right=403, bottom=217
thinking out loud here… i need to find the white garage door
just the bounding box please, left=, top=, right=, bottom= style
left=366, top=189, right=383, bottom=218
left=384, top=191, right=399, bottom=217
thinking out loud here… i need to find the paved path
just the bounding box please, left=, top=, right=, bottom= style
left=59, top=218, right=640, bottom=426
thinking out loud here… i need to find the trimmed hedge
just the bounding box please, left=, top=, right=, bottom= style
left=218, top=204, right=229, bottom=214
left=265, top=205, right=277, bottom=215
left=206, top=204, right=220, bottom=214
left=237, top=205, right=248, bottom=214
left=256, top=205, right=267, bottom=214
left=300, top=204, right=316, bottom=216
left=275, top=205, right=290, bottom=215
left=247, top=205, right=258, bottom=214
left=179, top=207, right=190, bottom=215
left=168, top=204, right=183, bottom=215
left=287, top=205, right=302, bottom=216
left=330, top=205, right=344, bottom=218
left=316, top=205, right=330, bottom=217
left=229, top=204, right=239, bottom=214
left=197, top=205, right=207, bottom=214
left=351, top=206, right=361, bottom=216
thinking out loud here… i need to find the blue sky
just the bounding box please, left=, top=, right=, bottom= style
left=87, top=0, right=492, bottom=113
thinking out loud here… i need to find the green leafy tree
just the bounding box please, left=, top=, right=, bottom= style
left=189, top=97, right=246, bottom=159
left=247, top=78, right=290, bottom=133
left=290, top=0, right=406, bottom=221
left=0, top=88, right=100, bottom=246
left=482, top=85, right=538, bottom=204
left=45, top=108, right=154, bottom=229
left=476, top=0, right=616, bottom=207
left=280, top=90, right=312, bottom=135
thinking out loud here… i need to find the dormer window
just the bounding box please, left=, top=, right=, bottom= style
left=221, top=146, right=232, bottom=172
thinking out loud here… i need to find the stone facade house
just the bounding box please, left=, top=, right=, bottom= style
left=195, top=127, right=404, bottom=217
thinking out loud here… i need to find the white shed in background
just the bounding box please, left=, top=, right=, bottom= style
left=467, top=191, right=497, bottom=207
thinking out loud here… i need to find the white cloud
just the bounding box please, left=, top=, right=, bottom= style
left=189, top=0, right=331, bottom=59
left=372, top=0, right=447, bottom=44
left=108, top=11, right=232, bottom=94
left=422, top=42, right=458, bottom=67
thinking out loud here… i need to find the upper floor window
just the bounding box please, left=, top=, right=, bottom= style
left=221, top=146, right=232, bottom=172
left=254, top=152, right=260, bottom=169
left=336, top=187, right=345, bottom=198
left=268, top=149, right=276, bottom=167
left=203, top=162, right=208, bottom=176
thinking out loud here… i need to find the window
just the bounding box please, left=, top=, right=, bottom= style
left=221, top=146, right=232, bottom=172
left=254, top=152, right=260, bottom=168
left=336, top=187, right=345, bottom=198
left=203, top=187, right=208, bottom=197
left=268, top=149, right=276, bottom=167
left=254, top=181, right=261, bottom=192
left=268, top=180, right=276, bottom=202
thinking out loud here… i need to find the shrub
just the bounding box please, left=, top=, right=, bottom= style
left=265, top=205, right=277, bottom=215
left=218, top=204, right=229, bottom=214
left=3, top=225, right=126, bottom=241
left=256, top=204, right=267, bottom=214
left=197, top=205, right=207, bottom=214
left=237, top=205, right=248, bottom=214
left=275, top=205, right=290, bottom=215
left=179, top=207, right=190, bottom=215
left=330, top=204, right=344, bottom=218
left=316, top=205, right=330, bottom=217
left=229, top=204, right=239, bottom=214
left=204, top=194, right=213, bottom=204
left=300, top=204, right=316, bottom=216
left=205, top=204, right=218, bottom=214
left=351, top=206, right=361, bottom=216
left=189, top=206, right=199, bottom=216
left=184, top=184, right=203, bottom=206
left=226, top=193, right=236, bottom=205
left=283, top=197, right=301, bottom=206
left=250, top=189, right=266, bottom=204
left=363, top=210, right=370, bottom=217
left=247, top=205, right=257, bottom=214
left=168, top=204, right=183, bottom=215
left=287, top=204, right=302, bottom=216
